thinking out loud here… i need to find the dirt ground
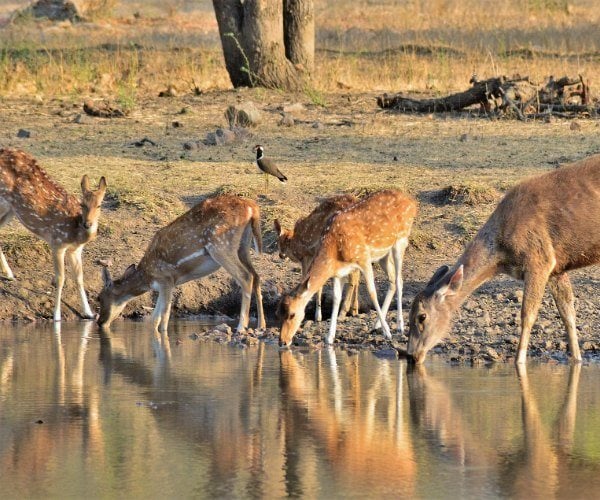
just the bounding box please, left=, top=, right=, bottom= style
left=0, top=89, right=599, bottom=363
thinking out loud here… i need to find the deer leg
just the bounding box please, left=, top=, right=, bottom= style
left=516, top=268, right=550, bottom=364
left=67, top=246, right=94, bottom=319
left=214, top=252, right=253, bottom=332
left=393, top=238, right=408, bottom=334
left=325, top=277, right=343, bottom=344
left=339, top=271, right=359, bottom=319
left=548, top=273, right=581, bottom=362
left=152, top=284, right=173, bottom=333
left=52, top=247, right=67, bottom=322
left=0, top=207, right=15, bottom=280
left=374, top=253, right=396, bottom=329
left=362, top=263, right=392, bottom=339
left=238, top=241, right=265, bottom=330
left=315, top=286, right=323, bottom=322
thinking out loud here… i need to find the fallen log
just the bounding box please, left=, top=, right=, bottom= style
left=377, top=74, right=598, bottom=119
left=376, top=77, right=506, bottom=112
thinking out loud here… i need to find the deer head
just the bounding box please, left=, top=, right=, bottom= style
left=407, top=265, right=464, bottom=363
left=97, top=263, right=136, bottom=329
left=80, top=175, right=107, bottom=233
left=277, top=281, right=312, bottom=347
left=274, top=219, right=294, bottom=260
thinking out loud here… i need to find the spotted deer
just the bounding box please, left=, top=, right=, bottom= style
left=274, top=194, right=363, bottom=322
left=278, top=189, right=417, bottom=346
left=97, top=195, right=265, bottom=333
left=408, top=155, right=600, bottom=365
left=0, top=149, right=107, bottom=321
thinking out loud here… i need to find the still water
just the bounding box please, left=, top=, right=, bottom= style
left=2, top=320, right=600, bottom=498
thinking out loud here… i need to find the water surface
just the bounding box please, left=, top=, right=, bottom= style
left=2, top=320, right=600, bottom=498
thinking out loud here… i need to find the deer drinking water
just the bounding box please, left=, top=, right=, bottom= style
left=408, top=155, right=600, bottom=364
left=274, top=194, right=363, bottom=322
left=97, top=195, right=265, bottom=333
left=0, top=149, right=107, bottom=321
left=278, top=189, right=417, bottom=347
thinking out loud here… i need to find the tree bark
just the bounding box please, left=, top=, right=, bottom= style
left=284, top=0, right=314, bottom=73
left=212, top=0, right=313, bottom=91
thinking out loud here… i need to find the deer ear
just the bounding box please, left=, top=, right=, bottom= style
left=81, top=175, right=91, bottom=193
left=98, top=176, right=107, bottom=193
left=273, top=219, right=282, bottom=235
left=122, top=264, right=137, bottom=279
left=101, top=266, right=113, bottom=288
left=427, top=265, right=450, bottom=286
left=435, top=265, right=463, bottom=300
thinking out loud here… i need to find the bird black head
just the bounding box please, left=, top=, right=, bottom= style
left=254, top=144, right=264, bottom=159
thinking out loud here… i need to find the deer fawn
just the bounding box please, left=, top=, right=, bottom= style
left=408, top=154, right=600, bottom=364
left=278, top=189, right=417, bottom=346
left=97, top=195, right=265, bottom=333
left=274, top=194, right=362, bottom=322
left=0, top=149, right=107, bottom=321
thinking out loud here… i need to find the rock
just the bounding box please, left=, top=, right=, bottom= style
left=508, top=290, right=523, bottom=302
left=570, top=121, right=581, bottom=131
left=281, top=102, right=305, bottom=113
left=582, top=341, right=594, bottom=351
left=19, top=0, right=82, bottom=22
left=204, top=127, right=251, bottom=146
left=484, top=347, right=500, bottom=360
left=214, top=323, right=232, bottom=335
left=224, top=101, right=261, bottom=128
left=17, top=129, right=31, bottom=138
left=83, top=100, right=127, bottom=118
left=278, top=113, right=295, bottom=127
left=171, top=121, right=183, bottom=128
left=158, top=85, right=178, bottom=97
left=183, top=141, right=197, bottom=151
left=459, top=133, right=470, bottom=142
left=312, top=121, right=324, bottom=129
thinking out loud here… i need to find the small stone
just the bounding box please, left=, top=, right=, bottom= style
left=509, top=290, right=523, bottom=302
left=484, top=347, right=500, bottom=360
left=17, top=129, right=31, bottom=138
left=312, top=121, right=324, bottom=129
left=278, top=113, right=295, bottom=127
left=172, top=121, right=183, bottom=128
left=183, top=142, right=195, bottom=150
left=570, top=121, right=581, bottom=131
left=459, top=133, right=469, bottom=142
left=582, top=341, right=594, bottom=351
left=214, top=323, right=232, bottom=334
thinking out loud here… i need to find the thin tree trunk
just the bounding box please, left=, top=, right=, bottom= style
left=284, top=0, right=314, bottom=73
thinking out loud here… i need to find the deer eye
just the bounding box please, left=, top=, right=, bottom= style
left=418, top=313, right=427, bottom=324
left=288, top=313, right=296, bottom=320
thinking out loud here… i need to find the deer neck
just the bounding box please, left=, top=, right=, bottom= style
left=112, top=267, right=152, bottom=303
left=295, top=245, right=336, bottom=304
left=453, top=232, right=500, bottom=306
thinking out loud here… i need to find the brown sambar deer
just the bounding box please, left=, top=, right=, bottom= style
left=274, top=193, right=362, bottom=322
left=408, top=155, right=600, bottom=364
left=278, top=189, right=417, bottom=347
left=97, top=195, right=265, bottom=333
left=0, top=149, right=107, bottom=321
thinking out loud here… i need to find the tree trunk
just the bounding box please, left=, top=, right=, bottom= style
left=212, top=0, right=313, bottom=91
left=284, top=0, right=314, bottom=73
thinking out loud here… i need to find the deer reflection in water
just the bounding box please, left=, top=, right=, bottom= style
left=407, top=362, right=590, bottom=498
left=0, top=322, right=106, bottom=480
left=279, top=349, right=416, bottom=496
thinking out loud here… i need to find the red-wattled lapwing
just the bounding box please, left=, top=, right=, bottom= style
left=254, top=145, right=287, bottom=191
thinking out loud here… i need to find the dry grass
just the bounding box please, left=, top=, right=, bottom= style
left=437, top=183, right=499, bottom=206
left=0, top=0, right=599, bottom=97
